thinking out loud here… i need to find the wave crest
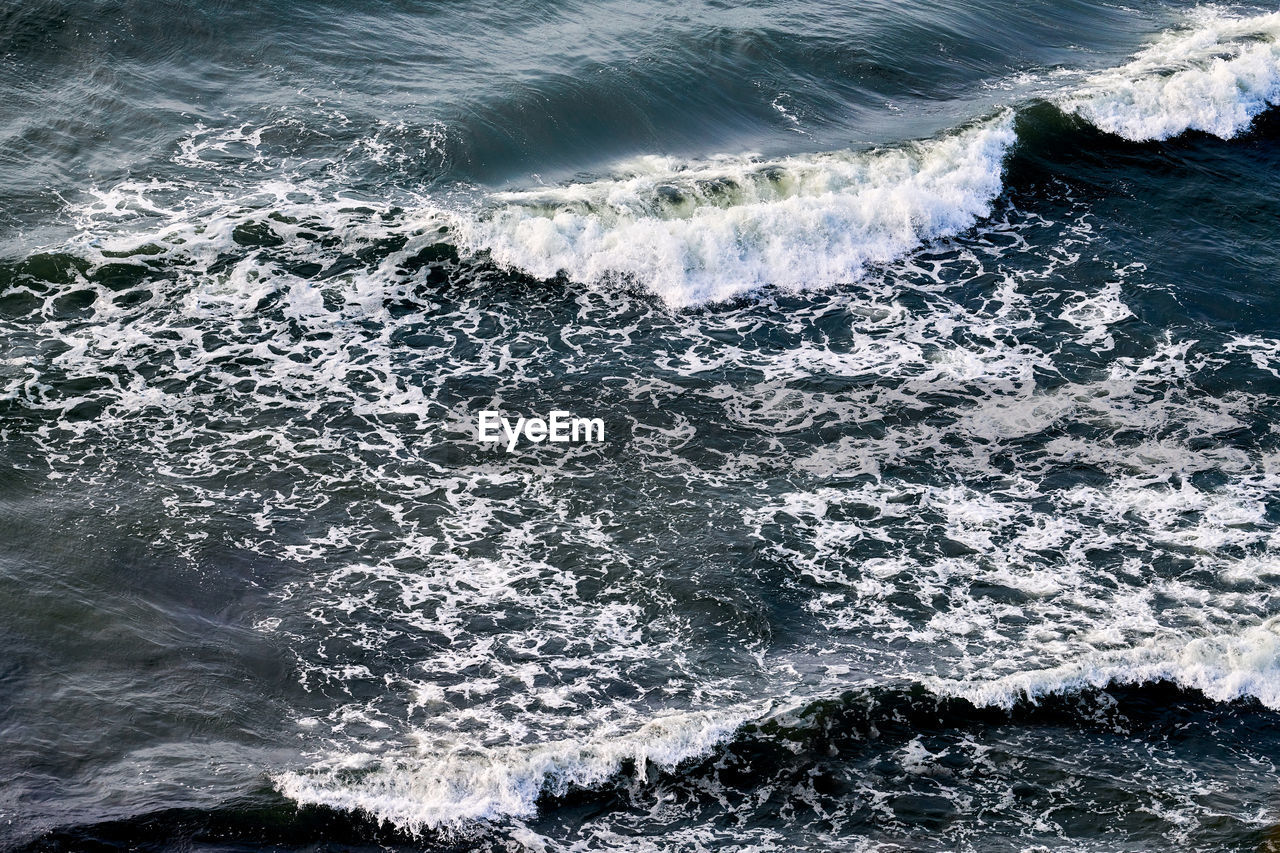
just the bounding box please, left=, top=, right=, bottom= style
left=930, top=617, right=1280, bottom=710
left=1062, top=9, right=1280, bottom=141
left=274, top=706, right=758, bottom=835
left=452, top=115, right=1015, bottom=306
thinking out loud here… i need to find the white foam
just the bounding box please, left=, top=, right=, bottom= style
left=1062, top=9, right=1280, bottom=141
left=929, top=617, right=1280, bottom=710
left=275, top=705, right=758, bottom=834
left=1058, top=280, right=1133, bottom=349
left=452, top=115, right=1015, bottom=306
left=18, top=26, right=1280, bottom=842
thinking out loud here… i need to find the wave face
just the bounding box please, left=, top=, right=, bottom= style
left=6, top=3, right=1280, bottom=853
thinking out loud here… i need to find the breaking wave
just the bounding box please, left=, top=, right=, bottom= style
left=930, top=617, right=1280, bottom=710
left=15, top=11, right=1277, bottom=312
left=1061, top=8, right=1280, bottom=141
left=454, top=115, right=1015, bottom=306
left=274, top=706, right=762, bottom=835
left=274, top=617, right=1280, bottom=835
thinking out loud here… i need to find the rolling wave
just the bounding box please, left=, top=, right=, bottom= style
left=454, top=115, right=1015, bottom=307
left=274, top=617, right=1280, bottom=834
left=275, top=706, right=761, bottom=835
left=1060, top=8, right=1280, bottom=141
left=450, top=9, right=1280, bottom=304
left=21, top=10, right=1276, bottom=313
left=929, top=616, right=1280, bottom=710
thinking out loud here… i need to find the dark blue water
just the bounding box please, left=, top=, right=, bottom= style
left=4, top=1, right=1280, bottom=850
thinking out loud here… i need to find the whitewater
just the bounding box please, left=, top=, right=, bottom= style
left=4, top=3, right=1280, bottom=852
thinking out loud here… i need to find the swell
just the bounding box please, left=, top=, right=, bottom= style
left=5, top=799, right=435, bottom=853
left=0, top=0, right=1151, bottom=194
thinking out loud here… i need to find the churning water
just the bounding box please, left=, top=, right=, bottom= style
left=4, top=1, right=1280, bottom=850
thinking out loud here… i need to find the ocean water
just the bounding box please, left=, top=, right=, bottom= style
left=4, top=1, right=1280, bottom=850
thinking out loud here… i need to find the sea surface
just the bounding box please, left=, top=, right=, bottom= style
left=3, top=1, right=1280, bottom=850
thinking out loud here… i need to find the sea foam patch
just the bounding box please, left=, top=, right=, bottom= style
left=9, top=13, right=1280, bottom=844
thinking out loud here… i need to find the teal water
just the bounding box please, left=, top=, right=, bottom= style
left=4, top=2, right=1280, bottom=851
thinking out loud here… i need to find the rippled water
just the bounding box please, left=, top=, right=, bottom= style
left=4, top=1, right=1280, bottom=851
